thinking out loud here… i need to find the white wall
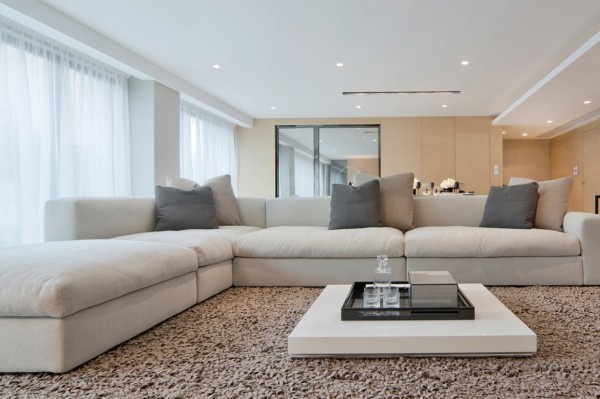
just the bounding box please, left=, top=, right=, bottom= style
left=128, top=78, right=180, bottom=196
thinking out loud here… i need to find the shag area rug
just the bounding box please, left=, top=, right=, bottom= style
left=1, top=286, right=600, bottom=398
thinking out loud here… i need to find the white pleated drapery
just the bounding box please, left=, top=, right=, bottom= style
left=180, top=100, right=237, bottom=191
left=0, top=17, right=130, bottom=247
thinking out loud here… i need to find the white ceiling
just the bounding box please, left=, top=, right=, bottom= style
left=6, top=0, right=600, bottom=138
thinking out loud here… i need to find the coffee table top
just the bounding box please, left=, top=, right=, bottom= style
left=288, top=284, right=537, bottom=357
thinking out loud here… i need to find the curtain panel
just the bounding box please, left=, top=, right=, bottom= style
left=0, top=17, right=130, bottom=247
left=180, top=100, right=237, bottom=191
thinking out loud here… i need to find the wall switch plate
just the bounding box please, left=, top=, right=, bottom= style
left=493, top=164, right=499, bottom=175
left=574, top=165, right=579, bottom=176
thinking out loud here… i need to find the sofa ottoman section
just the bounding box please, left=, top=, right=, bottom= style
left=114, top=226, right=262, bottom=301
left=0, top=240, right=198, bottom=373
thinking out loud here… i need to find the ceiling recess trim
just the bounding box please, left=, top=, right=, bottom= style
left=343, top=91, right=461, bottom=95
left=493, top=30, right=600, bottom=127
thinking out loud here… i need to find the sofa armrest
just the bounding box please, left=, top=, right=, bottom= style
left=563, top=212, right=600, bottom=285
left=44, top=197, right=156, bottom=241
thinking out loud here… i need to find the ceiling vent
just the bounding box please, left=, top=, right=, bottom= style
left=343, top=91, right=461, bottom=95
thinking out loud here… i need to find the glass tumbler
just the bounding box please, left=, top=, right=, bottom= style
left=383, top=286, right=400, bottom=307
left=363, top=286, right=380, bottom=308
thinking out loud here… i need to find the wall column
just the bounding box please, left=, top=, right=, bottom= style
left=128, top=78, right=180, bottom=196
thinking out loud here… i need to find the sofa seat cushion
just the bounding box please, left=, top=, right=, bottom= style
left=233, top=226, right=404, bottom=258
left=405, top=226, right=580, bottom=258
left=0, top=240, right=197, bottom=318
left=114, top=226, right=261, bottom=266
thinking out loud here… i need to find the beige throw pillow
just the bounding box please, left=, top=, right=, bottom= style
left=353, top=172, right=415, bottom=231
left=508, top=176, right=573, bottom=231
left=165, top=174, right=242, bottom=226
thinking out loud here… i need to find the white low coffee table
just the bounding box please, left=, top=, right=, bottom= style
left=288, top=284, right=536, bottom=357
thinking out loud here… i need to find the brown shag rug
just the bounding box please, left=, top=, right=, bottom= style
left=1, top=286, right=600, bottom=398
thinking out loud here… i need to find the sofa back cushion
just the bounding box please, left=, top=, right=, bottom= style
left=266, top=197, right=331, bottom=227
left=237, top=197, right=267, bottom=228
left=412, top=195, right=488, bottom=227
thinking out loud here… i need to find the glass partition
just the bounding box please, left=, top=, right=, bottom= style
left=276, top=125, right=380, bottom=197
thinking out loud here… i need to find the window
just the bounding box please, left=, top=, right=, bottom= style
left=0, top=17, right=130, bottom=247
left=276, top=125, right=380, bottom=197
left=180, top=100, right=237, bottom=190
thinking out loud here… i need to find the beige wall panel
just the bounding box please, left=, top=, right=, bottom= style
left=582, top=127, right=600, bottom=213
left=550, top=130, right=582, bottom=211
left=380, top=118, right=421, bottom=178
left=236, top=119, right=277, bottom=198
left=421, top=117, right=455, bottom=187
left=456, top=132, right=490, bottom=194
left=490, top=124, right=504, bottom=186
left=455, top=116, right=490, bottom=133
left=503, top=140, right=550, bottom=184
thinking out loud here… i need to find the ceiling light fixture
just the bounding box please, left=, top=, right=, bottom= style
left=502, top=131, right=506, bottom=135
left=442, top=104, right=448, bottom=108
left=522, top=133, right=528, bottom=137
left=270, top=106, right=276, bottom=110
left=584, top=100, right=592, bottom=104
left=355, top=105, right=362, bottom=109
left=211, top=64, right=221, bottom=69
left=343, top=90, right=461, bottom=95
left=336, top=62, right=344, bottom=67
left=372, top=139, right=377, bottom=142
left=461, top=60, right=469, bottom=66
left=546, top=120, right=553, bottom=124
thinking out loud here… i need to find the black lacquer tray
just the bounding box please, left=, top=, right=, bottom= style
left=341, top=281, right=475, bottom=321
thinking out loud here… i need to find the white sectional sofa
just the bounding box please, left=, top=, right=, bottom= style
left=1, top=193, right=599, bottom=372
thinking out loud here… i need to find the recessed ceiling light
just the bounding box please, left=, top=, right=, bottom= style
left=211, top=64, right=221, bottom=69
left=355, top=105, right=362, bottom=109
left=270, top=106, right=276, bottom=110
left=522, top=133, right=528, bottom=137
left=372, top=139, right=377, bottom=142
left=501, top=131, right=506, bottom=135
left=546, top=120, right=553, bottom=124
left=362, top=136, right=367, bottom=139
left=336, top=62, right=344, bottom=67
left=461, top=60, right=469, bottom=66
left=442, top=104, right=448, bottom=108
left=584, top=100, right=592, bottom=104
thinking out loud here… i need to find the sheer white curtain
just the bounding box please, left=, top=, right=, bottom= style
left=294, top=149, right=314, bottom=197
left=180, top=100, right=237, bottom=190
left=0, top=17, right=130, bottom=247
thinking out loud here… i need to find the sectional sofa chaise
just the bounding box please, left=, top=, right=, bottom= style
left=1, top=185, right=599, bottom=372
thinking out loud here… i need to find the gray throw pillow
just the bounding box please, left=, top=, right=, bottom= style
left=328, top=180, right=380, bottom=230
left=155, top=186, right=218, bottom=231
left=508, top=176, right=573, bottom=231
left=353, top=172, right=415, bottom=231
left=165, top=174, right=242, bottom=226
left=479, top=182, right=539, bottom=229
